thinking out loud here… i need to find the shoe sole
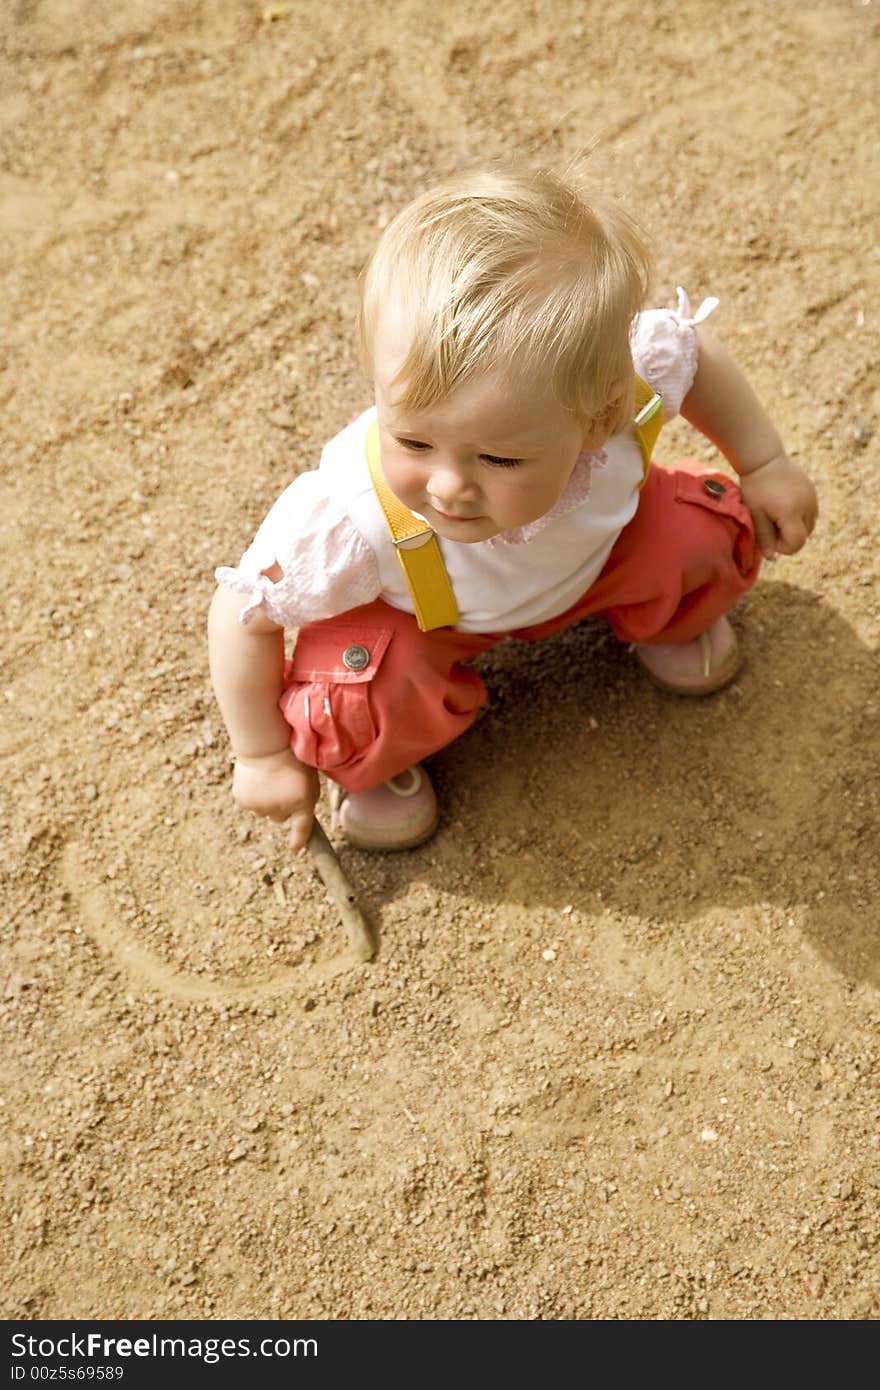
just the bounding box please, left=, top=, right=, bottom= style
left=340, top=811, right=440, bottom=852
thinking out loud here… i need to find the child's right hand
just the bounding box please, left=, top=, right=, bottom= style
left=232, top=749, right=320, bottom=852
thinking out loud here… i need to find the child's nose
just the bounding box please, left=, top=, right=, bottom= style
left=427, top=457, right=477, bottom=504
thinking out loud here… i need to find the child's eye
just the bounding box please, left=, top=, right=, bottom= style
left=481, top=454, right=523, bottom=469
left=396, top=437, right=431, bottom=451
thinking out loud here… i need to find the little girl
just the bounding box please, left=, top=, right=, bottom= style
left=209, top=169, right=817, bottom=852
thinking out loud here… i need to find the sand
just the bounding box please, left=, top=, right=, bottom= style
left=2, top=0, right=878, bottom=1320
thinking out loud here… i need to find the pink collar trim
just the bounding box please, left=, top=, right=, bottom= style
left=487, top=448, right=608, bottom=547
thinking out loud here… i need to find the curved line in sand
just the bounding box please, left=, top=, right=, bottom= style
left=61, top=842, right=359, bottom=1001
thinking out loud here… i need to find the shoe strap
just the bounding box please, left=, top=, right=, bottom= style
left=699, top=629, right=712, bottom=678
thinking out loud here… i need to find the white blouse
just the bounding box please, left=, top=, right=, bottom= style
left=217, top=289, right=717, bottom=634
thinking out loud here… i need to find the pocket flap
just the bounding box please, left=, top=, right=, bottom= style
left=289, top=625, right=393, bottom=685
left=674, top=471, right=742, bottom=517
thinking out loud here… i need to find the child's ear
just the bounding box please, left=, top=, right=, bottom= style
left=580, top=390, right=624, bottom=451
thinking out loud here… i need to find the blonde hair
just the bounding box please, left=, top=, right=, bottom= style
left=359, top=168, right=651, bottom=436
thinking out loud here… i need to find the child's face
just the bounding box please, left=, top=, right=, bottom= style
left=374, top=315, right=594, bottom=544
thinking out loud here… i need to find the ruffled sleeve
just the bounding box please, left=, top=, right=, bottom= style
left=215, top=468, right=381, bottom=627
left=630, top=287, right=719, bottom=418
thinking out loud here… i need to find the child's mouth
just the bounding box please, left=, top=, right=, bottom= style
left=431, top=507, right=483, bottom=523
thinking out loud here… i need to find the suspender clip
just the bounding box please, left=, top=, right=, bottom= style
left=634, top=392, right=662, bottom=427
left=392, top=528, right=436, bottom=551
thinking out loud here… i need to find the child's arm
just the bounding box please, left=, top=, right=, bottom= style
left=680, top=324, right=818, bottom=559
left=208, top=585, right=319, bottom=851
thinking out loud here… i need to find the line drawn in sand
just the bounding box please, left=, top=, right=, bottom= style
left=61, top=842, right=365, bottom=1004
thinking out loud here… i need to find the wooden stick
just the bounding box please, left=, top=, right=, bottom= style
left=306, top=819, right=376, bottom=962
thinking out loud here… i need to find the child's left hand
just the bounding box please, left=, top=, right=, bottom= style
left=738, top=452, right=818, bottom=560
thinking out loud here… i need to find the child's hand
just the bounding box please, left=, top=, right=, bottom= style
left=738, top=452, right=818, bottom=560
left=233, top=748, right=320, bottom=852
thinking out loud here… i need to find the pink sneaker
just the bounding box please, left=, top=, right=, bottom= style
left=634, top=616, right=742, bottom=696
left=332, top=764, right=439, bottom=851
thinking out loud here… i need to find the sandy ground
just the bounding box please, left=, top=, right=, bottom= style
left=2, top=0, right=879, bottom=1322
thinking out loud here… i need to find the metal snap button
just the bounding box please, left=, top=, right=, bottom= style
left=704, top=478, right=726, bottom=498
left=342, top=643, right=370, bottom=671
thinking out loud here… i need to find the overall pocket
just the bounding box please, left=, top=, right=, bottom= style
left=673, top=470, right=758, bottom=579
left=279, top=624, right=393, bottom=773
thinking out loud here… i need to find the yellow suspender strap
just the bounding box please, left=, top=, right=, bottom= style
left=633, top=374, right=663, bottom=482
left=365, top=421, right=459, bottom=632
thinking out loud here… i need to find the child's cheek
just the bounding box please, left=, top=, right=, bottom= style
left=385, top=452, right=421, bottom=503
